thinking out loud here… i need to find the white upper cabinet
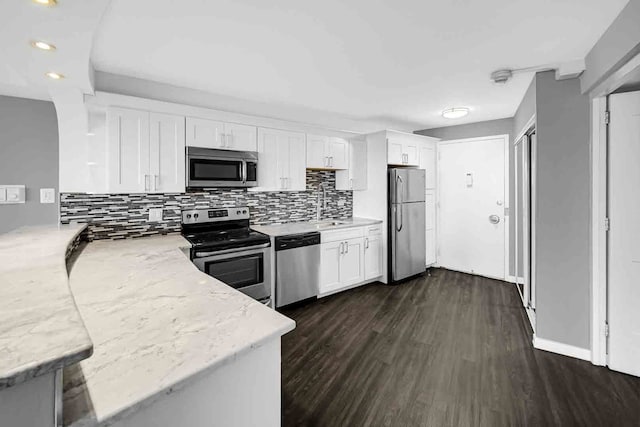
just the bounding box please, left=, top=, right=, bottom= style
left=186, top=117, right=225, bottom=149
left=186, top=117, right=257, bottom=152
left=387, top=132, right=420, bottom=166
left=108, top=107, right=150, bottom=193
left=224, top=122, right=258, bottom=151
left=419, top=140, right=437, bottom=189
left=327, top=137, right=349, bottom=169
left=149, top=113, right=186, bottom=193
left=306, top=134, right=349, bottom=169
left=336, top=139, right=367, bottom=191
left=256, top=128, right=306, bottom=191
left=107, top=107, right=185, bottom=193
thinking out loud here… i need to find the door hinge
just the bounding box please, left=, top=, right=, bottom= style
left=604, top=111, right=610, bottom=125
left=605, top=322, right=609, bottom=337
left=604, top=217, right=610, bottom=232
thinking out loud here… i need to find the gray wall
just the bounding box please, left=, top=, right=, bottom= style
left=0, top=95, right=59, bottom=234
left=415, top=118, right=516, bottom=276
left=581, top=0, right=640, bottom=94
left=534, top=71, right=591, bottom=349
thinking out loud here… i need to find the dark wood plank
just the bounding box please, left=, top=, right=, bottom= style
left=281, top=268, right=640, bottom=426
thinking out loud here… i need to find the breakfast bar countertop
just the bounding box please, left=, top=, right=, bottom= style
left=63, top=234, right=295, bottom=427
left=0, top=224, right=92, bottom=389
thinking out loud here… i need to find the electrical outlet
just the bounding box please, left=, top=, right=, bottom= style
left=148, top=208, right=163, bottom=222
left=40, top=188, right=56, bottom=204
left=337, top=199, right=346, bottom=207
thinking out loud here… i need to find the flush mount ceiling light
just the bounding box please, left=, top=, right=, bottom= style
left=33, top=0, right=57, bottom=5
left=45, top=72, right=64, bottom=80
left=31, top=40, right=56, bottom=51
left=442, top=107, right=469, bottom=119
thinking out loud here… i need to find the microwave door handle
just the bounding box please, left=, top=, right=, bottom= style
left=242, top=161, right=247, bottom=184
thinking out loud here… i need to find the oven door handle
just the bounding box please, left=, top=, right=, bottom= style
left=193, top=243, right=270, bottom=258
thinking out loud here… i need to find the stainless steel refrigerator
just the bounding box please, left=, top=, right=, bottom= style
left=389, top=168, right=426, bottom=282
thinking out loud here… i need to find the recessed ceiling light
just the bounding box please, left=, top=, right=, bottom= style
left=442, top=107, right=470, bottom=119
left=31, top=40, right=56, bottom=51
left=45, top=72, right=64, bottom=80
left=33, top=0, right=57, bottom=6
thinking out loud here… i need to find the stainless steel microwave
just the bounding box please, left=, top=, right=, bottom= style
left=186, top=147, right=258, bottom=188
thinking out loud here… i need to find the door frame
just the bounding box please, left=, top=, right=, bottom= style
left=436, top=134, right=510, bottom=280
left=513, top=118, right=537, bottom=331
left=589, top=50, right=640, bottom=367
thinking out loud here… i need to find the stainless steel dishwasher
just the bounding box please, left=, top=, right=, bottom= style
left=275, top=232, right=321, bottom=308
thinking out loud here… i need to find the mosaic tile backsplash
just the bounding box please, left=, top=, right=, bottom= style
left=60, top=170, right=353, bottom=241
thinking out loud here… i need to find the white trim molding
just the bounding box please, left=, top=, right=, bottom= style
left=533, top=336, right=591, bottom=362
left=591, top=96, right=608, bottom=366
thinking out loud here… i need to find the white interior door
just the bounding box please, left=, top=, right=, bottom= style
left=608, top=91, right=640, bottom=377
left=438, top=136, right=506, bottom=279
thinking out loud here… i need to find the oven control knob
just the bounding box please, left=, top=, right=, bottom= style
left=194, top=213, right=199, bottom=219
left=186, top=214, right=192, bottom=219
left=236, top=210, right=241, bottom=215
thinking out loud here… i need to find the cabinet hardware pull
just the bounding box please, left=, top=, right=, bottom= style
left=344, top=241, right=349, bottom=254
left=144, top=174, right=150, bottom=192
left=154, top=175, right=159, bottom=192
left=365, top=237, right=369, bottom=249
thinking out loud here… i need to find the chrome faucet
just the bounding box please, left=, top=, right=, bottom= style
left=316, top=183, right=328, bottom=221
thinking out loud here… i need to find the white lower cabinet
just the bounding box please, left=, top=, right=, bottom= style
left=319, top=225, right=382, bottom=295
left=364, top=233, right=383, bottom=280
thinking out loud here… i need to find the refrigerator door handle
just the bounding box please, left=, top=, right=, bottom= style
left=395, top=175, right=404, bottom=231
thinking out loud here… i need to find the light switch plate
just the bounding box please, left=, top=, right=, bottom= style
left=148, top=208, right=163, bottom=222
left=0, top=185, right=26, bottom=204
left=40, top=188, right=56, bottom=204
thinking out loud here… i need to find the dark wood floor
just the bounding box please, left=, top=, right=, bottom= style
left=281, top=269, right=640, bottom=427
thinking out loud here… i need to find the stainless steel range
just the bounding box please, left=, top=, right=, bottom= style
left=181, top=207, right=272, bottom=304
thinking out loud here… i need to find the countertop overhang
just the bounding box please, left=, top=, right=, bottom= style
left=251, top=217, right=383, bottom=237
left=0, top=224, right=92, bottom=389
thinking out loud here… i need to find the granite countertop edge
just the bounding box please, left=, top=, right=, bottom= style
left=0, top=224, right=93, bottom=390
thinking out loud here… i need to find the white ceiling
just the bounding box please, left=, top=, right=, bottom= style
left=91, top=0, right=628, bottom=130
left=0, top=0, right=110, bottom=101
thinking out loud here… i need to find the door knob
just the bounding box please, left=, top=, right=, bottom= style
left=489, top=215, right=500, bottom=224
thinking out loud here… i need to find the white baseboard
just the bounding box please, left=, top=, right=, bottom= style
left=532, top=335, right=591, bottom=361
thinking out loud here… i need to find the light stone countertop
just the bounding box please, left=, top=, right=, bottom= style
left=63, top=234, right=295, bottom=427
left=251, top=217, right=383, bottom=237
left=0, top=224, right=92, bottom=389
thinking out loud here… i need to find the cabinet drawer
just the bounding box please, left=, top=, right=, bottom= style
left=364, top=224, right=382, bottom=236
left=321, top=227, right=364, bottom=243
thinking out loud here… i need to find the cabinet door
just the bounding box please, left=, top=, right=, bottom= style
left=328, top=137, right=349, bottom=169
left=255, top=128, right=281, bottom=191
left=149, top=113, right=185, bottom=193
left=420, top=142, right=437, bottom=189
left=186, top=117, right=224, bottom=149
left=320, top=241, right=342, bottom=293
left=387, top=137, right=404, bottom=165
left=425, top=190, right=437, bottom=266
left=336, top=140, right=367, bottom=191
left=364, top=234, right=383, bottom=280
left=306, top=134, right=329, bottom=169
left=340, top=237, right=365, bottom=286
left=225, top=123, right=257, bottom=151
left=282, top=131, right=306, bottom=191
left=404, top=141, right=420, bottom=166
left=107, top=107, right=150, bottom=193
